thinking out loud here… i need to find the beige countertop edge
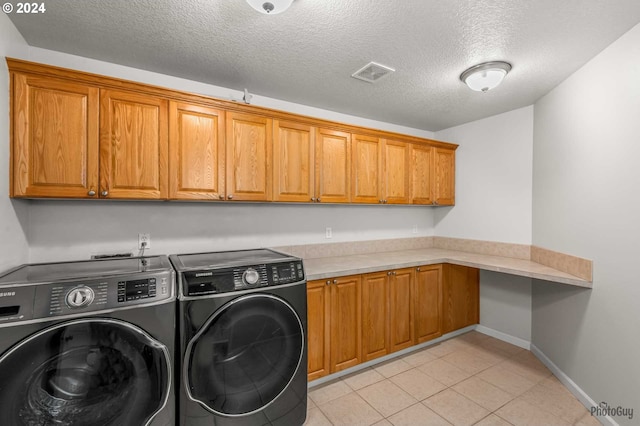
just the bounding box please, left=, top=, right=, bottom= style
left=302, top=250, right=592, bottom=289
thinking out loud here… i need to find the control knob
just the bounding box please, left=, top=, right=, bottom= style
left=66, top=286, right=95, bottom=308
left=242, top=268, right=261, bottom=287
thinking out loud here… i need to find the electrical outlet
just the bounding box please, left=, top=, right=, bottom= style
left=325, top=227, right=332, bottom=239
left=412, top=224, right=418, bottom=234
left=138, top=233, right=151, bottom=249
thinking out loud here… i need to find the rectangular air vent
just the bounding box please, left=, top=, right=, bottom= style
left=351, top=62, right=395, bottom=83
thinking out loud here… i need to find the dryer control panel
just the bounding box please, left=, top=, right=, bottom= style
left=183, top=260, right=305, bottom=297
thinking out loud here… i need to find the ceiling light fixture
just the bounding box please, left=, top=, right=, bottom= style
left=246, top=0, right=293, bottom=14
left=460, top=61, right=512, bottom=92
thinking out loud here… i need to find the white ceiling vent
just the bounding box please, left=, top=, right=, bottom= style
left=351, top=62, right=395, bottom=83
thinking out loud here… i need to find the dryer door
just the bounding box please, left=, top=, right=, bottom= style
left=0, top=318, right=171, bottom=426
left=185, top=293, right=304, bottom=416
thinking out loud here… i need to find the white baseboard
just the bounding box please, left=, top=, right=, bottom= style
left=474, top=325, right=531, bottom=350
left=530, top=344, right=617, bottom=426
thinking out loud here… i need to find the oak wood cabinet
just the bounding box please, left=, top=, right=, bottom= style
left=307, top=275, right=362, bottom=380
left=99, top=89, right=168, bottom=199
left=225, top=112, right=273, bottom=201
left=442, top=264, right=479, bottom=333
left=11, top=74, right=100, bottom=198
left=361, top=271, right=389, bottom=362
left=315, top=128, right=351, bottom=203
left=414, top=265, right=443, bottom=343
left=382, top=139, right=411, bottom=204
left=410, top=144, right=456, bottom=206
left=168, top=102, right=225, bottom=200
left=307, top=279, right=330, bottom=381
left=389, top=268, right=415, bottom=352
left=351, top=134, right=381, bottom=204
left=273, top=120, right=315, bottom=202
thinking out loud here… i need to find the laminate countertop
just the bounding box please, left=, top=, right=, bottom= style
left=303, top=248, right=592, bottom=288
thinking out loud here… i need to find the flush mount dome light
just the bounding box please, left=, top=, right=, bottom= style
left=460, top=61, right=512, bottom=92
left=246, top=0, right=293, bottom=14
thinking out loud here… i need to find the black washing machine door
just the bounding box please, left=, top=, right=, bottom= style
left=0, top=318, right=171, bottom=426
left=185, top=293, right=304, bottom=417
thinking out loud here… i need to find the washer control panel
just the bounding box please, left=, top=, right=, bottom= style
left=32, top=270, right=174, bottom=318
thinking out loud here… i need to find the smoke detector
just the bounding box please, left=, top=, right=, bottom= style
left=351, top=62, right=395, bottom=83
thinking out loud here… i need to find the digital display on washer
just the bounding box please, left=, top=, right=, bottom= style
left=271, top=262, right=304, bottom=284
left=118, top=278, right=156, bottom=302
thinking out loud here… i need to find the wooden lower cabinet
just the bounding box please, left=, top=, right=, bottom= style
left=389, top=268, right=415, bottom=352
left=414, top=265, right=443, bottom=343
left=307, top=275, right=361, bottom=380
left=307, top=264, right=477, bottom=381
left=442, top=264, right=480, bottom=333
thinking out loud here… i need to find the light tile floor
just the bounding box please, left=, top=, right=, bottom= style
left=306, top=331, right=602, bottom=426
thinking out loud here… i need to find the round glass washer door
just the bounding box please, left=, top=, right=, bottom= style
left=186, top=294, right=304, bottom=416
left=0, top=318, right=171, bottom=426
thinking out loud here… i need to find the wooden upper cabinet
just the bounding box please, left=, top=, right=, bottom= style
left=100, top=89, right=168, bottom=199
left=410, top=144, right=435, bottom=205
left=382, top=139, right=411, bottom=204
left=315, top=128, right=351, bottom=203
left=11, top=74, right=99, bottom=198
left=361, top=271, right=389, bottom=362
left=389, top=268, right=415, bottom=353
left=414, top=265, right=442, bottom=344
left=351, top=134, right=381, bottom=204
left=273, top=120, right=315, bottom=202
left=434, top=147, right=455, bottom=205
left=307, top=279, right=330, bottom=381
left=169, top=102, right=225, bottom=200
left=225, top=112, right=272, bottom=201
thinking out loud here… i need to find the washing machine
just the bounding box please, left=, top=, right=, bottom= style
left=0, top=256, right=176, bottom=426
left=170, top=248, right=307, bottom=426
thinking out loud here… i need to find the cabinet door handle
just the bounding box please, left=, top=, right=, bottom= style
left=228, top=194, right=233, bottom=200
left=219, top=195, right=224, bottom=200
left=311, top=197, right=316, bottom=202
left=333, top=279, right=337, bottom=284
left=101, top=190, right=109, bottom=197
left=384, top=200, right=388, bottom=204
left=88, top=190, right=96, bottom=197
left=316, top=198, right=321, bottom=202
left=325, top=280, right=330, bottom=285
left=387, top=271, right=392, bottom=276
left=416, top=267, right=421, bottom=272
left=392, top=271, right=396, bottom=275
left=379, top=199, right=383, bottom=203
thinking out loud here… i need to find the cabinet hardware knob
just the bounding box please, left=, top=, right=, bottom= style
left=219, top=195, right=224, bottom=200
left=326, top=280, right=330, bottom=285
left=317, top=198, right=321, bottom=202
left=387, top=271, right=392, bottom=276
left=385, top=200, right=388, bottom=204
left=101, top=190, right=108, bottom=197
left=416, top=267, right=421, bottom=271
left=311, top=197, right=316, bottom=202
left=333, top=279, right=337, bottom=284
left=379, top=199, right=383, bottom=203
left=433, top=201, right=439, bottom=205
left=228, top=194, right=233, bottom=200
left=393, top=271, right=396, bottom=275
left=88, top=190, right=96, bottom=196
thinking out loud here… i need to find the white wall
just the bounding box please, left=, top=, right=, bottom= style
left=532, top=23, right=640, bottom=425
left=0, top=14, right=29, bottom=271
left=434, top=107, right=534, bottom=342
left=434, top=106, right=533, bottom=244
left=0, top=42, right=437, bottom=262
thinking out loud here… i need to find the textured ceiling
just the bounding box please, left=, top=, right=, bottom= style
left=8, top=0, right=640, bottom=131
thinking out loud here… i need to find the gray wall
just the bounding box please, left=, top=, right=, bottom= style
left=0, top=14, right=29, bottom=271
left=532, top=23, right=640, bottom=424
left=435, top=107, right=534, bottom=342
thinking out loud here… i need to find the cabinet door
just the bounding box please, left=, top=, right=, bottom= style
left=414, top=265, right=442, bottom=344
left=389, top=268, right=415, bottom=353
left=361, top=272, right=389, bottom=362
left=226, top=112, right=272, bottom=201
left=12, top=74, right=99, bottom=198
left=442, top=264, right=479, bottom=333
left=100, top=89, right=168, bottom=199
left=410, top=144, right=434, bottom=205
left=273, top=120, right=315, bottom=202
left=315, top=129, right=351, bottom=203
left=307, top=280, right=330, bottom=381
left=351, top=134, right=381, bottom=204
left=382, top=139, right=410, bottom=204
left=434, top=148, right=455, bottom=205
left=329, top=275, right=361, bottom=373
left=169, top=102, right=225, bottom=200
